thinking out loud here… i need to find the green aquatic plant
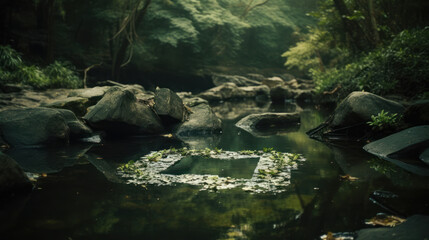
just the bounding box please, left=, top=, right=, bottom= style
left=118, top=160, right=143, bottom=176
left=147, top=152, right=162, bottom=162
left=290, top=153, right=301, bottom=162
left=367, top=110, right=400, bottom=130
left=214, top=147, right=224, bottom=154
left=263, top=147, right=274, bottom=153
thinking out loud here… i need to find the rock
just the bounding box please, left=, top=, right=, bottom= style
left=0, top=84, right=31, bottom=93
left=278, top=73, right=295, bottom=82
left=212, top=74, right=260, bottom=87
left=403, top=100, right=429, bottom=126
left=182, top=96, right=208, bottom=108
left=262, top=77, right=284, bottom=88
left=420, top=148, right=429, bottom=166
left=363, top=125, right=429, bottom=160
left=270, top=85, right=295, bottom=103
left=41, top=97, right=90, bottom=117
left=83, top=86, right=163, bottom=136
left=246, top=73, right=266, bottom=82
left=0, top=152, right=32, bottom=196
left=154, top=88, right=185, bottom=123
left=210, top=100, right=270, bottom=120
left=285, top=79, right=299, bottom=89
left=356, top=215, right=429, bottom=240
left=56, top=109, right=93, bottom=139
left=0, top=107, right=70, bottom=146
left=295, top=89, right=314, bottom=103
left=308, top=92, right=406, bottom=141
left=198, top=83, right=270, bottom=101
left=331, top=91, right=405, bottom=128
left=174, top=103, right=222, bottom=136
left=68, top=86, right=111, bottom=105
left=235, top=112, right=300, bottom=136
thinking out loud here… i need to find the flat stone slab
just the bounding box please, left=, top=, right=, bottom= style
left=356, top=215, right=429, bottom=240
left=420, top=148, right=429, bottom=166
left=363, top=125, right=429, bottom=158
left=117, top=148, right=305, bottom=194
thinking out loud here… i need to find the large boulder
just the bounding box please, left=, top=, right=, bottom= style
left=0, top=108, right=70, bottom=146
left=331, top=91, right=405, bottom=128
left=0, top=152, right=33, bottom=196
left=83, top=86, right=163, bottom=135
left=174, top=103, right=222, bottom=136
left=212, top=74, right=260, bottom=87
left=41, top=97, right=90, bottom=117
left=0, top=107, right=91, bottom=147
left=198, top=83, right=270, bottom=101
left=154, top=88, right=185, bottom=123
left=235, top=112, right=300, bottom=136
left=307, top=92, right=405, bottom=141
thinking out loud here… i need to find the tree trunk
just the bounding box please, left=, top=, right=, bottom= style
left=111, top=0, right=152, bottom=82
left=368, top=0, right=380, bottom=45
left=332, top=0, right=367, bottom=51
left=36, top=0, right=56, bottom=63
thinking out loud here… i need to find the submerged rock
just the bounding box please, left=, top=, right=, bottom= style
left=83, top=86, right=163, bottom=136
left=174, top=103, right=222, bottom=136
left=198, top=83, right=270, bottom=101
left=236, top=112, right=300, bottom=136
left=0, top=152, right=33, bottom=196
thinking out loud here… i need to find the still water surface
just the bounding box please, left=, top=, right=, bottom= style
left=2, top=101, right=429, bottom=239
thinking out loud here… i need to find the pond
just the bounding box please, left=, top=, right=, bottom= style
left=2, top=100, right=429, bottom=240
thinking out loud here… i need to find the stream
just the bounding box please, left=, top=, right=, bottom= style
left=2, top=100, right=429, bottom=240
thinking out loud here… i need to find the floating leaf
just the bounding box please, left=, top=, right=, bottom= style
left=340, top=175, right=358, bottom=181
left=365, top=214, right=406, bottom=227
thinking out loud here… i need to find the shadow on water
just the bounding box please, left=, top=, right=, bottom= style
left=2, top=100, right=429, bottom=239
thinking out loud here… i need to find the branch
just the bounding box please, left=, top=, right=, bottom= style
left=83, top=63, right=102, bottom=88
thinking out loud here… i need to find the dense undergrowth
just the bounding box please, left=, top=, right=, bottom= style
left=312, top=28, right=429, bottom=100
left=0, top=45, right=81, bottom=89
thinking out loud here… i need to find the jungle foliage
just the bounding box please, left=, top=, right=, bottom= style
left=0, top=0, right=316, bottom=82
left=282, top=0, right=429, bottom=99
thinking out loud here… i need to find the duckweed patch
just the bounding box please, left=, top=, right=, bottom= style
left=117, top=148, right=305, bottom=194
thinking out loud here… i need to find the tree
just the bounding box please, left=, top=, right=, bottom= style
left=110, top=0, right=152, bottom=81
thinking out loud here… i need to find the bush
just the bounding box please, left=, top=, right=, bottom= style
left=44, top=61, right=82, bottom=88
left=312, top=28, right=429, bottom=100
left=0, top=45, right=82, bottom=89
left=0, top=45, right=23, bottom=71
left=15, top=65, right=50, bottom=89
